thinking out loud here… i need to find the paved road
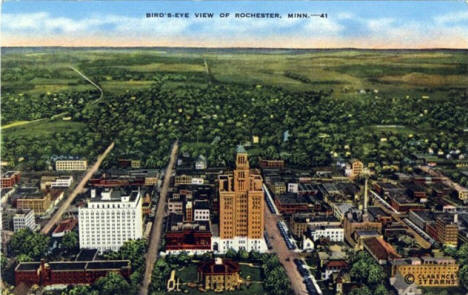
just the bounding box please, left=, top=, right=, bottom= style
left=140, top=141, right=179, bottom=295
left=264, top=206, right=308, bottom=295
left=41, top=142, right=115, bottom=234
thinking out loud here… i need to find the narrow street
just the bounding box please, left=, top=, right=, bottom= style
left=140, top=141, right=179, bottom=295
left=41, top=142, right=115, bottom=234
left=264, top=206, right=308, bottom=295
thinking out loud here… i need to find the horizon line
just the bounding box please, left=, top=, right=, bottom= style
left=3, top=46, right=468, bottom=50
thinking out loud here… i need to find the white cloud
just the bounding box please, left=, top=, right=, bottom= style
left=434, top=11, right=468, bottom=25
left=1, top=11, right=345, bottom=39
left=336, top=12, right=354, bottom=20
left=1, top=10, right=467, bottom=48
left=303, top=17, right=343, bottom=35
left=366, top=18, right=395, bottom=32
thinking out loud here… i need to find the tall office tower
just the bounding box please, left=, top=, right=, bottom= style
left=216, top=146, right=266, bottom=253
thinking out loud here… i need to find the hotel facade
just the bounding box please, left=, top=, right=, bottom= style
left=78, top=189, right=143, bottom=252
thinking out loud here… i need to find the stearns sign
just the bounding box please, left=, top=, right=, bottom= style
left=399, top=265, right=459, bottom=287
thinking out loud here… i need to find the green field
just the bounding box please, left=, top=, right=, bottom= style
left=3, top=48, right=467, bottom=98
left=2, top=119, right=86, bottom=137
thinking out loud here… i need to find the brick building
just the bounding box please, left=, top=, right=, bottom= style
left=15, top=260, right=131, bottom=286
left=1, top=171, right=21, bottom=188
left=164, top=213, right=212, bottom=254
left=197, top=258, right=240, bottom=292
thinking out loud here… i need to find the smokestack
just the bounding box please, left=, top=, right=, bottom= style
left=362, top=177, right=369, bottom=221
left=364, top=178, right=369, bottom=213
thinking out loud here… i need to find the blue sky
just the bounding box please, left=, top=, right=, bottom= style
left=2, top=1, right=468, bottom=48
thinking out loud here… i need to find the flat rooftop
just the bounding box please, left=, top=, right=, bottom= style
left=76, top=249, right=98, bottom=261
left=14, top=187, right=45, bottom=199
left=16, top=260, right=131, bottom=272
left=276, top=193, right=308, bottom=205
left=90, top=189, right=139, bottom=203
left=2, top=171, right=19, bottom=178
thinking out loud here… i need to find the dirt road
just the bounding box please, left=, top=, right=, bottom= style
left=140, top=141, right=178, bottom=295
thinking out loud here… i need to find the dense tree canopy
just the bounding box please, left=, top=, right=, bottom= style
left=2, top=65, right=467, bottom=172
left=94, top=272, right=131, bottom=295
left=261, top=254, right=293, bottom=295
left=61, top=231, right=79, bottom=252
left=9, top=229, right=50, bottom=260
left=350, top=251, right=389, bottom=293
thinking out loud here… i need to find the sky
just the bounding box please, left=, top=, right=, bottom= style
left=2, top=1, right=468, bottom=48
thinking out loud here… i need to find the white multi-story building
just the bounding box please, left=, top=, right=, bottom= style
left=51, top=176, right=73, bottom=188
left=193, top=201, right=210, bottom=221
left=211, top=236, right=268, bottom=254
left=55, top=160, right=87, bottom=171
left=308, top=226, right=344, bottom=242
left=79, top=189, right=143, bottom=253
left=13, top=210, right=36, bottom=232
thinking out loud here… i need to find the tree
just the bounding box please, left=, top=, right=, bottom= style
left=1, top=253, right=7, bottom=273
left=61, top=231, right=79, bottom=252
left=457, top=243, right=468, bottom=265
left=118, top=239, right=147, bottom=270
left=238, top=249, right=249, bottom=261
left=9, top=229, right=49, bottom=260
left=249, top=250, right=262, bottom=261
left=225, top=248, right=237, bottom=259
left=459, top=265, right=468, bottom=289
left=61, top=285, right=98, bottom=295
left=176, top=251, right=190, bottom=266
left=350, top=251, right=388, bottom=293
left=367, top=264, right=385, bottom=285
left=93, top=272, right=130, bottom=295
left=150, top=258, right=170, bottom=293
left=17, top=254, right=33, bottom=263
left=374, top=284, right=388, bottom=295
left=350, top=285, right=372, bottom=295
left=261, top=254, right=292, bottom=295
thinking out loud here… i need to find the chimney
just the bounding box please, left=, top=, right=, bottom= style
left=364, top=178, right=369, bottom=213
left=454, top=214, right=458, bottom=224
left=91, top=189, right=96, bottom=199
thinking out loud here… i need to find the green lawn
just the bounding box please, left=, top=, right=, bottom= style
left=100, top=80, right=154, bottom=94
left=176, top=282, right=266, bottom=295
left=239, top=265, right=263, bottom=281
left=177, top=264, right=199, bottom=283
left=2, top=119, right=86, bottom=137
